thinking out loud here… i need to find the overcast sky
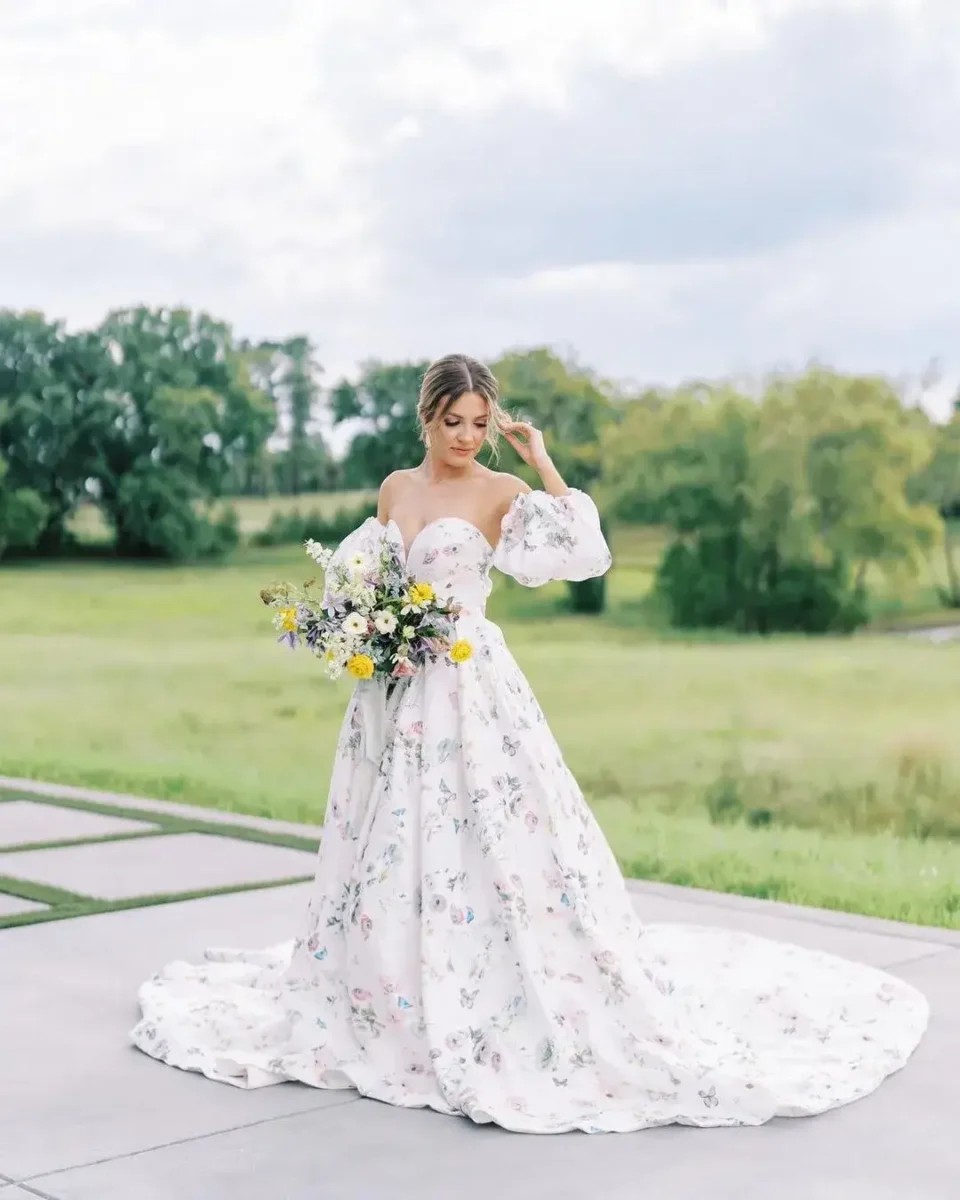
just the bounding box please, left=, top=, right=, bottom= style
left=2, top=0, right=958, bottom=416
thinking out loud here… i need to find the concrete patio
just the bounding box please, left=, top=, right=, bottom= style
left=0, top=779, right=957, bottom=1200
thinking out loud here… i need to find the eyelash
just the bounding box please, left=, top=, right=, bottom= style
left=444, top=420, right=487, bottom=428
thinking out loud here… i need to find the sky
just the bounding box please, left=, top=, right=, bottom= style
left=2, top=0, right=959, bottom=420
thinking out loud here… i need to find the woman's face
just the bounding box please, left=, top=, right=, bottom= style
left=431, top=391, right=489, bottom=465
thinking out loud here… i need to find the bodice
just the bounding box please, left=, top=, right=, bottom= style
left=381, top=517, right=496, bottom=621
left=327, top=488, right=612, bottom=633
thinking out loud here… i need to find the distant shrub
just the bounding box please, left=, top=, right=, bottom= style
left=656, top=537, right=868, bottom=634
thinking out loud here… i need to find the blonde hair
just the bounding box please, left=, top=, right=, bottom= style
left=417, top=353, right=509, bottom=459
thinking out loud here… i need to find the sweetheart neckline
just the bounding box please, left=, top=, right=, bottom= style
left=375, top=516, right=500, bottom=562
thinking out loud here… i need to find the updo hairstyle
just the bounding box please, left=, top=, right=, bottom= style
left=417, top=353, right=510, bottom=457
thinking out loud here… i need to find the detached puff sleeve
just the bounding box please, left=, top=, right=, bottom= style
left=493, top=489, right=612, bottom=588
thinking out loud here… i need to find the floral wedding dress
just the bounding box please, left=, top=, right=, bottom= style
left=131, top=489, right=929, bottom=1133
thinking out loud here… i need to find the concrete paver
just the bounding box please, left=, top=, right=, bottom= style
left=620, top=885, right=946, bottom=968
left=0, top=782, right=956, bottom=1200
left=0, top=833, right=316, bottom=900
left=17, top=947, right=959, bottom=1200
left=0, top=799, right=158, bottom=848
left=0, top=885, right=345, bottom=1181
left=0, top=778, right=323, bottom=842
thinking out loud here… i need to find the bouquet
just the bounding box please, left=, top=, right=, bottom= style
left=260, top=535, right=473, bottom=684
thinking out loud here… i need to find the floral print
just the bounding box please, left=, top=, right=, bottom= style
left=130, top=488, right=929, bottom=1133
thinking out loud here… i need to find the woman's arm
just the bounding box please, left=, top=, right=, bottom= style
left=501, top=420, right=570, bottom=497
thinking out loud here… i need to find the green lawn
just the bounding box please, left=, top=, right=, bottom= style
left=2, top=538, right=960, bottom=928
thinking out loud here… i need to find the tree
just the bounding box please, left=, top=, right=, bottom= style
left=604, top=370, right=940, bottom=633
left=332, top=360, right=429, bottom=488
left=93, top=306, right=272, bottom=558
left=244, top=336, right=327, bottom=496
left=910, top=416, right=960, bottom=607
left=0, top=453, right=47, bottom=560
left=0, top=311, right=115, bottom=550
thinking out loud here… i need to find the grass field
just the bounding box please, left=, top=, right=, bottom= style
left=2, top=527, right=959, bottom=928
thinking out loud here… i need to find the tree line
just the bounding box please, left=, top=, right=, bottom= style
left=1, top=305, right=958, bottom=631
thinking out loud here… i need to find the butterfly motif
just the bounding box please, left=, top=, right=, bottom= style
left=698, top=1085, right=720, bottom=1108
left=502, top=735, right=520, bottom=756
left=460, top=988, right=478, bottom=1009
left=553, top=1077, right=569, bottom=1088
left=397, top=996, right=413, bottom=1010
left=313, top=948, right=328, bottom=961
left=464, top=907, right=475, bottom=924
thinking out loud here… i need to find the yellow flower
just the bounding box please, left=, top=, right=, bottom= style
left=448, top=639, right=473, bottom=664
left=347, top=653, right=375, bottom=680
left=407, top=581, right=436, bottom=606
left=279, top=605, right=298, bottom=633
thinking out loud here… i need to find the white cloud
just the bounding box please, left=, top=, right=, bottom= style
left=0, top=0, right=958, bottom=412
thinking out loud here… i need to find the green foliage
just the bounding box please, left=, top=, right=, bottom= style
left=93, top=307, right=273, bottom=558
left=0, top=455, right=48, bottom=559
left=250, top=497, right=378, bottom=547
left=910, top=416, right=960, bottom=606
left=239, top=336, right=329, bottom=495
left=331, top=360, right=430, bottom=488
left=0, top=311, right=116, bottom=550
left=605, top=369, right=941, bottom=632
left=0, top=307, right=288, bottom=560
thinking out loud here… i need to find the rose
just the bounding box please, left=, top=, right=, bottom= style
left=347, top=653, right=375, bottom=680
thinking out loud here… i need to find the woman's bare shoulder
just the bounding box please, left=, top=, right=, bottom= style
left=377, top=470, right=417, bottom=519
left=488, top=470, right=532, bottom=502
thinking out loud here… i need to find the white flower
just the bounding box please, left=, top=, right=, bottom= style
left=304, top=539, right=332, bottom=566
left=402, top=625, right=416, bottom=639
left=347, top=552, right=369, bottom=575
left=341, top=612, right=368, bottom=636
left=374, top=611, right=398, bottom=635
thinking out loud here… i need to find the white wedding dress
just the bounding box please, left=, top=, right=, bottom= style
left=131, top=489, right=929, bottom=1133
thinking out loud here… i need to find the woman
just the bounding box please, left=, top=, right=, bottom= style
left=131, top=353, right=929, bottom=1133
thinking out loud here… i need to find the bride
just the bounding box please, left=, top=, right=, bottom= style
left=131, top=352, right=929, bottom=1133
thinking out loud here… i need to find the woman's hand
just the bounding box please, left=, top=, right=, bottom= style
left=502, top=420, right=552, bottom=472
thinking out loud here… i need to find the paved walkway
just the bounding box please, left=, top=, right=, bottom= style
left=0, top=779, right=957, bottom=1200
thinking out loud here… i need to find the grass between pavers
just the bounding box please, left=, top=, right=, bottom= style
left=0, top=790, right=320, bottom=852
left=0, top=789, right=319, bottom=930
left=3, top=786, right=959, bottom=934
left=0, top=874, right=313, bottom=930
